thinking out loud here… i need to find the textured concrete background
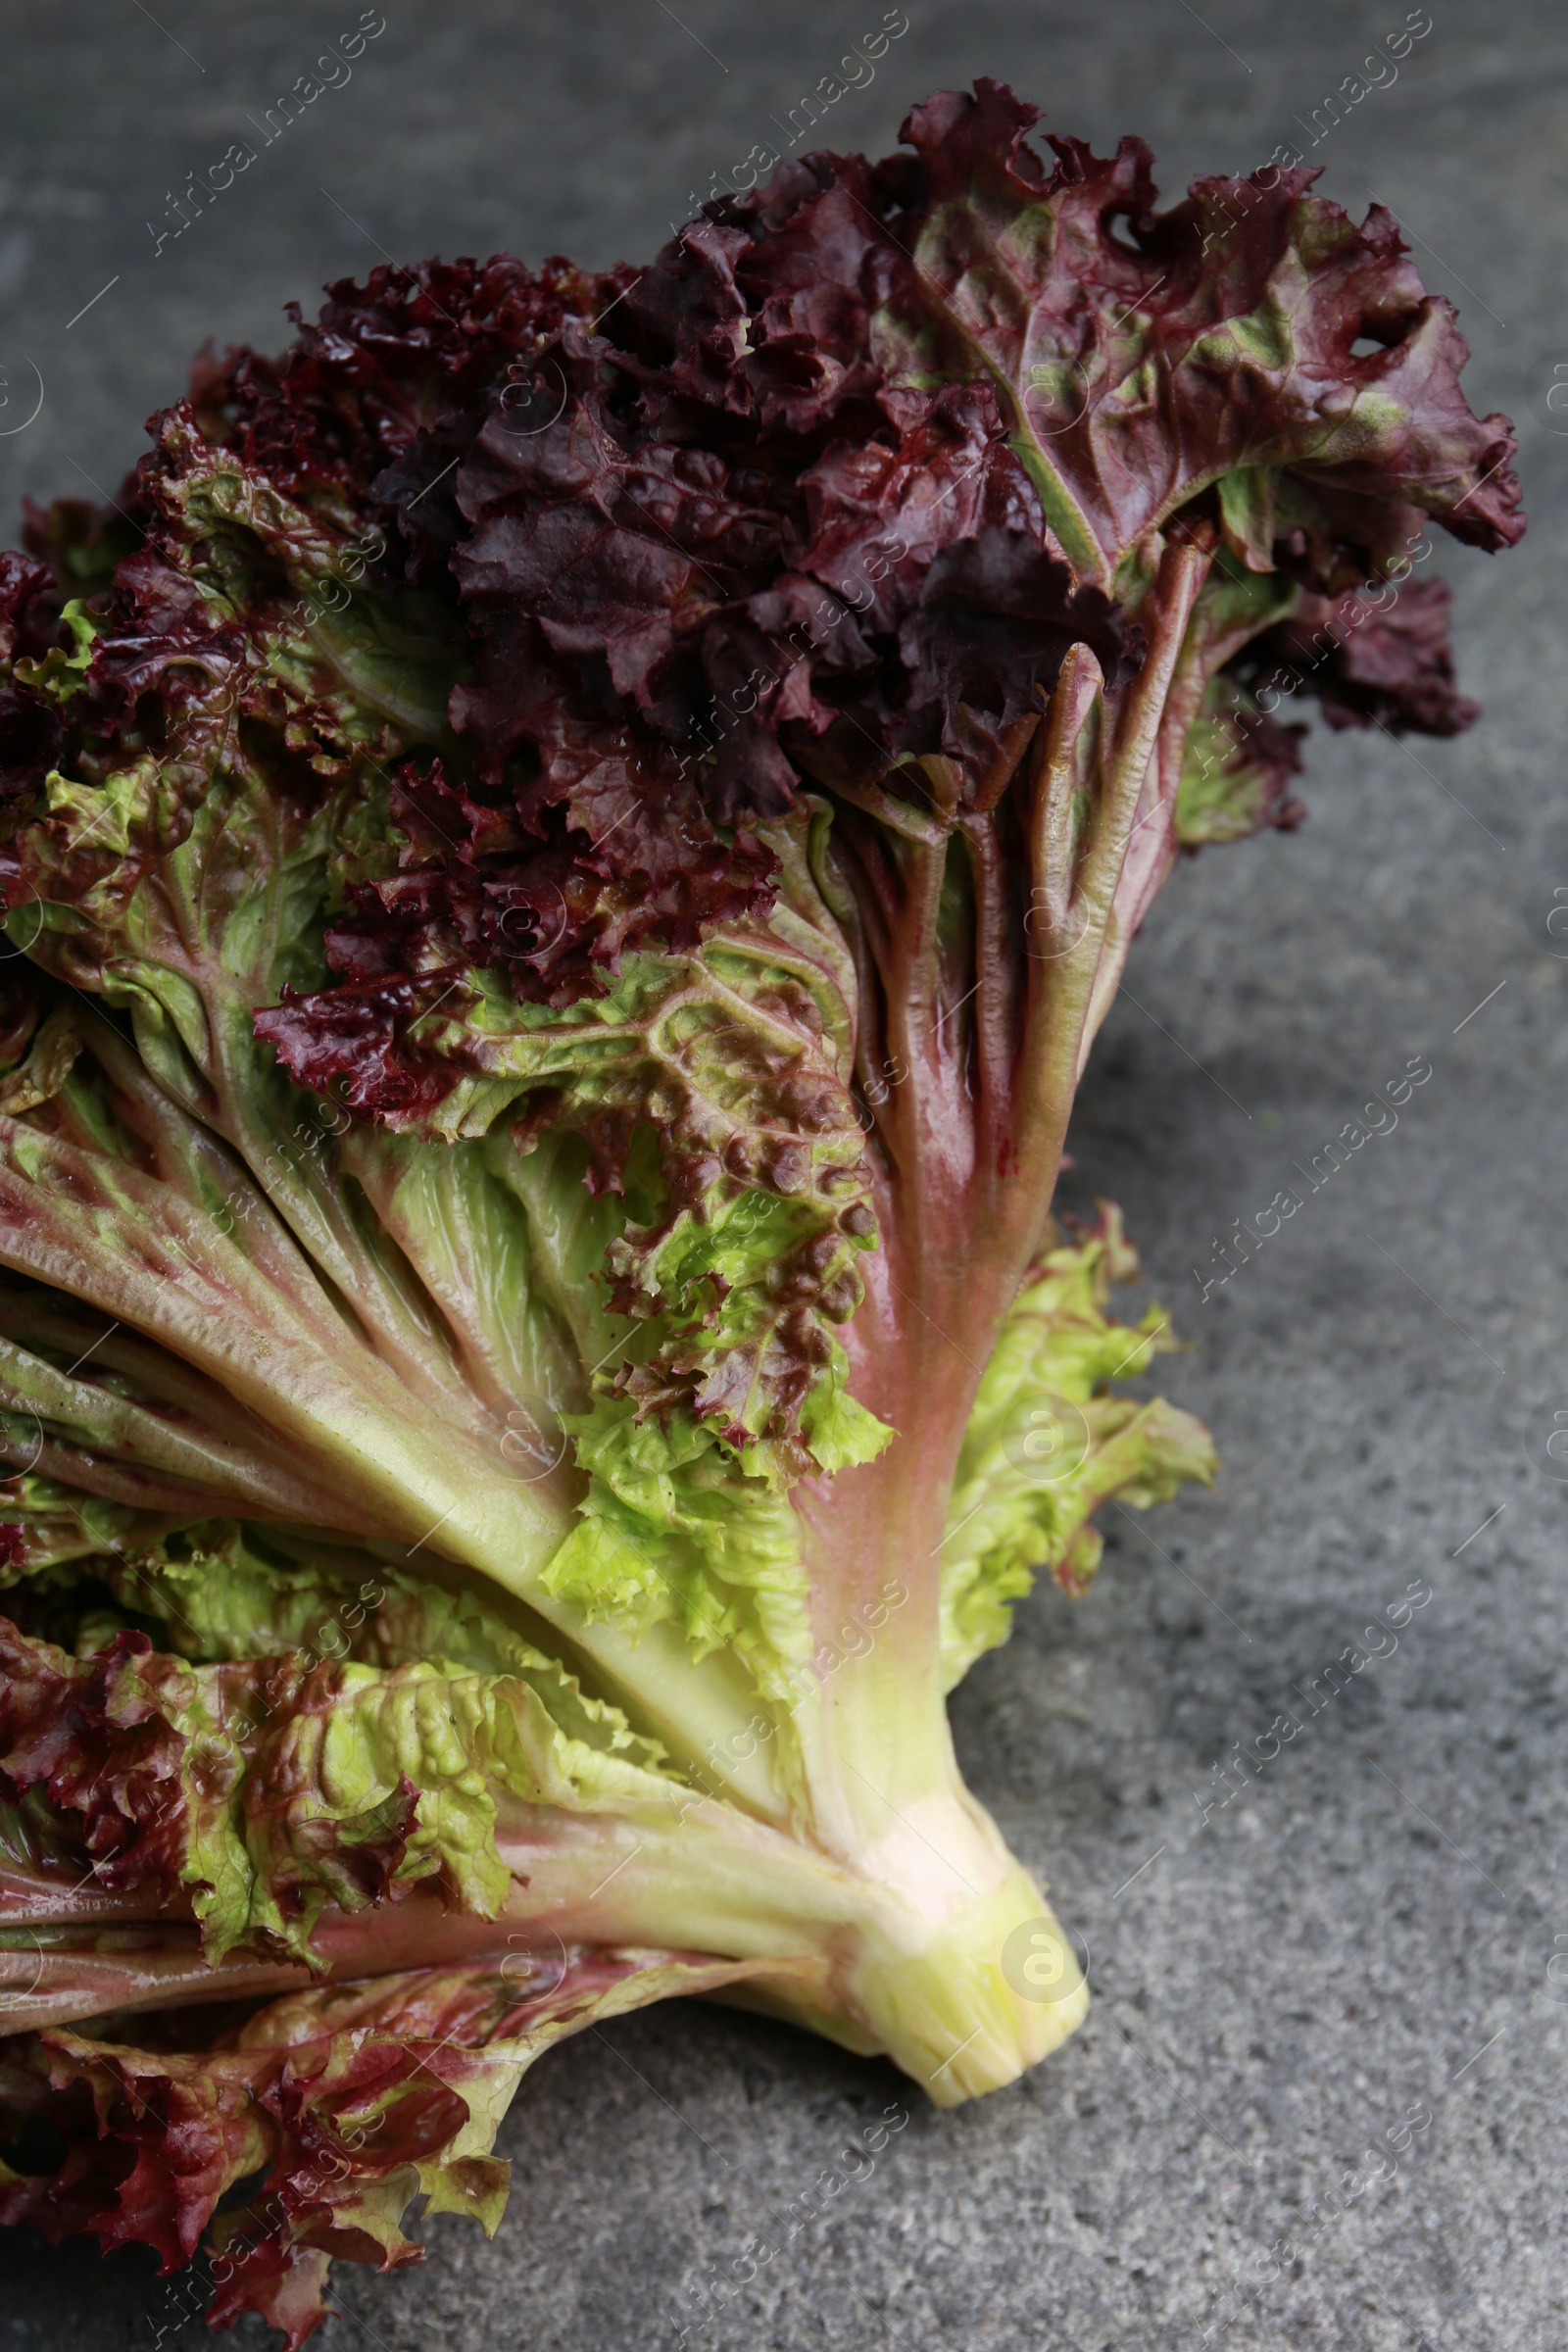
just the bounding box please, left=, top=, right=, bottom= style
left=0, top=1, right=1562, bottom=2345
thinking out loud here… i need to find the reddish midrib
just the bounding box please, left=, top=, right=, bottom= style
left=788, top=1172, right=1045, bottom=1834
left=836, top=1131, right=1051, bottom=1493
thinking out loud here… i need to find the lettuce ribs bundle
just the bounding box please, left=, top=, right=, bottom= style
left=0, top=83, right=1520, bottom=2344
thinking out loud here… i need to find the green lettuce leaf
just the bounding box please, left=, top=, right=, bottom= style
left=0, top=1605, right=680, bottom=1970
left=939, top=1210, right=1217, bottom=1689
left=0, top=1948, right=781, bottom=2350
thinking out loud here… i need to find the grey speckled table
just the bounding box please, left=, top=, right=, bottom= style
left=0, top=2, right=1564, bottom=2345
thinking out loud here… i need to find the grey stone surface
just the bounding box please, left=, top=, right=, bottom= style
left=0, top=1, right=1563, bottom=2345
